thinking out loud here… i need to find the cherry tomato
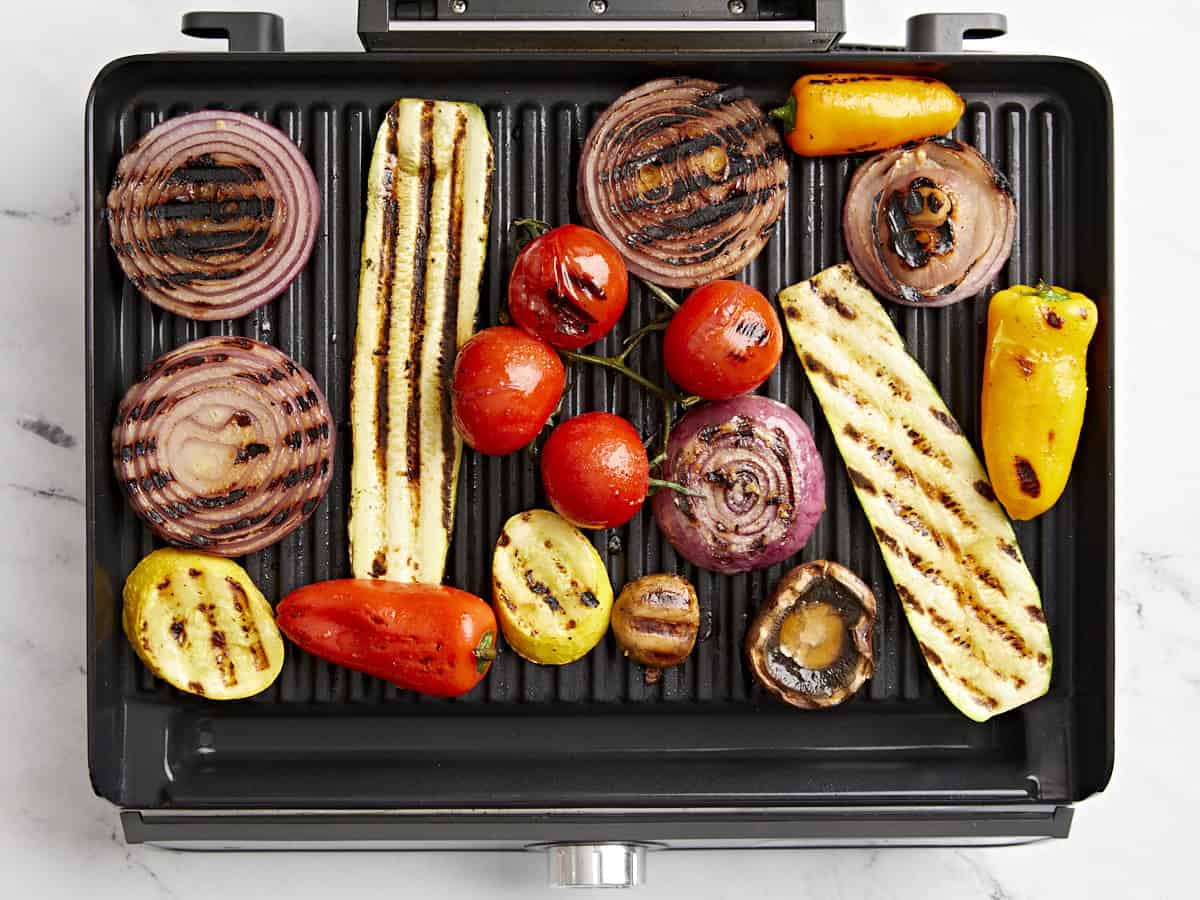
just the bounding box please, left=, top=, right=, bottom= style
left=508, top=224, right=629, bottom=350
left=541, top=412, right=649, bottom=530
left=452, top=326, right=565, bottom=456
left=663, top=281, right=783, bottom=400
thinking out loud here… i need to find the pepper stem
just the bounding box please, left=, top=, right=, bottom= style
left=1034, top=280, right=1072, bottom=303
left=474, top=631, right=498, bottom=672
left=768, top=93, right=797, bottom=132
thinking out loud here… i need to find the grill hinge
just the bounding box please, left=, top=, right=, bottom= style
left=357, top=0, right=847, bottom=52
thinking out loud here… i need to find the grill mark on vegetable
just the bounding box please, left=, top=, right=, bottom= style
left=819, top=291, right=857, bottom=319
left=404, top=102, right=436, bottom=525
left=905, top=425, right=953, bottom=470
left=1014, top=457, right=1041, bottom=497
left=439, top=109, right=468, bottom=533
left=1026, top=605, right=1047, bottom=623
left=929, top=407, right=964, bottom=436
left=196, top=601, right=236, bottom=688
left=209, top=512, right=270, bottom=535
left=611, top=122, right=758, bottom=178
left=627, top=185, right=782, bottom=245
left=580, top=591, right=600, bottom=608
left=169, top=619, right=186, bottom=645
left=846, top=467, right=877, bottom=495
left=802, top=353, right=839, bottom=387
left=374, top=103, right=402, bottom=498
left=974, top=480, right=997, bottom=502
left=226, top=576, right=269, bottom=670
left=617, top=145, right=785, bottom=215
left=543, top=286, right=599, bottom=336
left=234, top=442, right=269, bottom=463
left=146, top=227, right=270, bottom=260
left=626, top=616, right=695, bottom=639
left=191, top=488, right=247, bottom=509
left=900, top=550, right=1032, bottom=672
left=1043, top=309, right=1064, bottom=329
left=165, top=156, right=265, bottom=185
left=371, top=550, right=387, bottom=578
left=149, top=197, right=275, bottom=223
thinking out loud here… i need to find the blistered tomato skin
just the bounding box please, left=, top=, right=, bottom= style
left=664, top=281, right=784, bottom=400
left=451, top=326, right=565, bottom=456
left=541, top=412, right=650, bottom=530
left=508, top=225, right=630, bottom=350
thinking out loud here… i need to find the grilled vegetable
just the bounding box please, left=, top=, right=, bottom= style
left=663, top=281, right=783, bottom=400
left=508, top=223, right=629, bottom=350
left=277, top=580, right=497, bottom=698
left=746, top=561, right=876, bottom=709
left=349, top=98, right=493, bottom=583
left=843, top=138, right=1015, bottom=307
left=769, top=74, right=964, bottom=157
left=123, top=548, right=284, bottom=700
left=651, top=396, right=825, bottom=575
left=492, top=510, right=614, bottom=665
left=611, top=574, right=699, bottom=670
left=112, top=336, right=334, bottom=556
left=982, top=283, right=1098, bottom=520
left=107, top=110, right=319, bottom=320
left=451, top=326, right=565, bottom=456
left=541, top=413, right=650, bottom=530
left=779, top=263, right=1052, bottom=721
left=578, top=78, right=788, bottom=288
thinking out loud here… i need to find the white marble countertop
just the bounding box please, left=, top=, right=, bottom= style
left=0, top=0, right=1189, bottom=896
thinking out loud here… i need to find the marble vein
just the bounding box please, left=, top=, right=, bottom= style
left=16, top=416, right=77, bottom=449
left=7, top=483, right=83, bottom=505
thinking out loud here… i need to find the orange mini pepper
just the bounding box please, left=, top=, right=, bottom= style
left=769, top=73, right=965, bottom=157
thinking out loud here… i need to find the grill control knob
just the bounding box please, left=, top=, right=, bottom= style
left=544, top=843, right=646, bottom=888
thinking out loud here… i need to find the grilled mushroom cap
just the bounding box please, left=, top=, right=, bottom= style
left=745, top=560, right=876, bottom=709
left=611, top=574, right=700, bottom=669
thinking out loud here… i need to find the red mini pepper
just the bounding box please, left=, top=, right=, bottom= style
left=277, top=580, right=498, bottom=697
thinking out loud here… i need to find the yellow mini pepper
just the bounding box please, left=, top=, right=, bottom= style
left=981, top=283, right=1098, bottom=521
left=769, top=74, right=964, bottom=157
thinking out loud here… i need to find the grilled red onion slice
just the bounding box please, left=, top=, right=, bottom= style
left=112, top=336, right=334, bottom=556
left=578, top=78, right=788, bottom=289
left=652, top=396, right=824, bottom=575
left=843, top=137, right=1015, bottom=307
left=107, top=110, right=319, bottom=320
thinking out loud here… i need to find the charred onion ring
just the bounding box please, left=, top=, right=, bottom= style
left=578, top=77, right=788, bottom=289
left=651, top=396, right=825, bottom=575
left=843, top=137, right=1015, bottom=307
left=107, top=110, right=319, bottom=320
left=112, top=336, right=335, bottom=556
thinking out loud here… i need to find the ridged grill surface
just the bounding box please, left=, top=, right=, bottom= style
left=87, top=55, right=1111, bottom=809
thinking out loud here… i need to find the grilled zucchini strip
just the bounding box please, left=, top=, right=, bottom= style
left=778, top=263, right=1052, bottom=721
left=350, top=99, right=493, bottom=583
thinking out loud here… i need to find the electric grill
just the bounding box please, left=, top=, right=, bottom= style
left=85, top=1, right=1114, bottom=886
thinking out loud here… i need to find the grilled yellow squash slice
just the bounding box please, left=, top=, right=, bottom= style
left=123, top=549, right=284, bottom=700
left=350, top=99, right=493, bottom=583
left=778, top=264, right=1052, bottom=721
left=492, top=510, right=614, bottom=665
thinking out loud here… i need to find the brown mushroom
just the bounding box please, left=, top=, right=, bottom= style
left=745, top=560, right=876, bottom=709
left=611, top=574, right=700, bottom=672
